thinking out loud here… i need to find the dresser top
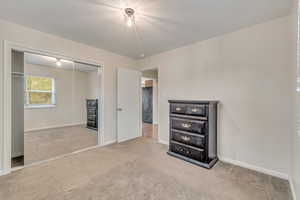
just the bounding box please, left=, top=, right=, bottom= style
left=168, top=100, right=219, bottom=104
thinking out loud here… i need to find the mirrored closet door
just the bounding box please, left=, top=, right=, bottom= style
left=11, top=51, right=101, bottom=168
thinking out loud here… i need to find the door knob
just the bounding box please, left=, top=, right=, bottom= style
left=117, top=108, right=123, bottom=111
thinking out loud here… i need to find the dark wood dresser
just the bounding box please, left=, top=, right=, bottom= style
left=167, top=100, right=218, bottom=169
left=86, top=99, right=98, bottom=131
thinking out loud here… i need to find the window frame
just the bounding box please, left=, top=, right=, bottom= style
left=24, top=75, right=56, bottom=109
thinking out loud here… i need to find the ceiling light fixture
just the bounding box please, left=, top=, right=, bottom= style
left=124, top=8, right=135, bottom=27
left=56, top=59, right=62, bottom=67
left=122, top=7, right=145, bottom=57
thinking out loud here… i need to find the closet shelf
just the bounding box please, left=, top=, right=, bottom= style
left=12, top=72, right=24, bottom=77
left=12, top=72, right=24, bottom=75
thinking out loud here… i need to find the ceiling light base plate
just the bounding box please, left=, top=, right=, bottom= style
left=125, top=8, right=135, bottom=16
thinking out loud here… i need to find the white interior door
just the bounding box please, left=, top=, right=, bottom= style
left=117, top=68, right=141, bottom=143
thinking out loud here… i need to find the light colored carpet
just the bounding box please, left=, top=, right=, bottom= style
left=24, top=125, right=97, bottom=165
left=1, top=137, right=292, bottom=200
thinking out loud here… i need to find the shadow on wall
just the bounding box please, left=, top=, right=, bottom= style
left=217, top=102, right=241, bottom=161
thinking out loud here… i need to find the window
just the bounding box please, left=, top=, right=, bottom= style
left=25, top=76, right=56, bottom=108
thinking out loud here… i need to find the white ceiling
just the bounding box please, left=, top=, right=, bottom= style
left=25, top=53, right=98, bottom=72
left=0, top=0, right=292, bottom=59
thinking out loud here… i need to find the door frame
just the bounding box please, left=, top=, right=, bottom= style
left=140, top=67, right=160, bottom=141
left=1, top=40, right=105, bottom=175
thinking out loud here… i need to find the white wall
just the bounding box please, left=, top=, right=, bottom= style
left=0, top=19, right=136, bottom=173
left=138, top=16, right=293, bottom=177
left=142, top=70, right=158, bottom=79
left=152, top=79, right=158, bottom=124
left=24, top=63, right=89, bottom=131
left=87, top=71, right=100, bottom=99
left=291, top=0, right=300, bottom=198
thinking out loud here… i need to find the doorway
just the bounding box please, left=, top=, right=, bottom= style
left=6, top=45, right=104, bottom=171
left=141, top=69, right=158, bottom=140
left=116, top=68, right=159, bottom=143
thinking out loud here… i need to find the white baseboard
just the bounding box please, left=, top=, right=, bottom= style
left=103, top=139, right=116, bottom=146
left=158, top=139, right=169, bottom=145
left=160, top=140, right=288, bottom=180
left=0, top=168, right=10, bottom=176
left=219, top=156, right=288, bottom=180
left=289, top=177, right=297, bottom=200
left=161, top=142, right=294, bottom=198
left=117, top=136, right=141, bottom=143
left=25, top=122, right=86, bottom=132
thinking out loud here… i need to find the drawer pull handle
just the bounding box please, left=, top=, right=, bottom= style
left=182, top=123, right=191, bottom=128
left=176, top=107, right=182, bottom=111
left=192, top=108, right=198, bottom=112
left=181, top=136, right=191, bottom=141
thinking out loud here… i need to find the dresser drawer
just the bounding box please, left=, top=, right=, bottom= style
left=87, top=120, right=97, bottom=127
left=87, top=100, right=97, bottom=107
left=171, top=130, right=205, bottom=148
left=170, top=104, right=186, bottom=114
left=87, top=115, right=97, bottom=121
left=170, top=142, right=205, bottom=162
left=171, top=118, right=206, bottom=134
left=185, top=104, right=206, bottom=116
left=88, top=109, right=97, bottom=115
left=171, top=103, right=207, bottom=117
